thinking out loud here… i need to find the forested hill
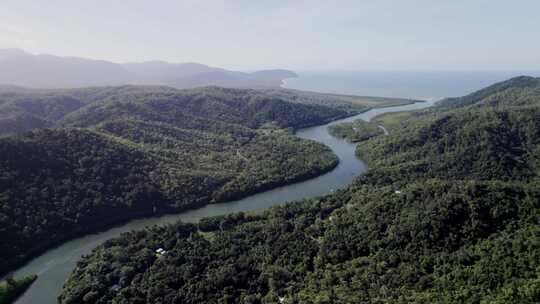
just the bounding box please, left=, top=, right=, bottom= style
left=0, top=85, right=354, bottom=277
left=357, top=75, right=540, bottom=184
left=60, top=76, right=540, bottom=303
left=436, top=75, right=540, bottom=110
left=0, top=85, right=353, bottom=136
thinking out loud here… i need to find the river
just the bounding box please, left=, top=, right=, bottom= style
left=11, top=99, right=436, bottom=304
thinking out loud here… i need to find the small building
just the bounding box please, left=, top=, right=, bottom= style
left=395, top=190, right=402, bottom=194
left=111, top=284, right=121, bottom=292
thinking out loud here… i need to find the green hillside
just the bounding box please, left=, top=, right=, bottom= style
left=0, top=86, right=350, bottom=135
left=437, top=75, right=540, bottom=110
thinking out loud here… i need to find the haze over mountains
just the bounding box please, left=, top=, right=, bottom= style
left=0, top=49, right=297, bottom=89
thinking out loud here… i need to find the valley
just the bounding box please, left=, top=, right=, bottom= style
left=58, top=77, right=540, bottom=303
left=2, top=93, right=431, bottom=304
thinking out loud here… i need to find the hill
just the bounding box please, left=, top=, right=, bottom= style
left=0, top=85, right=349, bottom=276
left=59, top=76, right=540, bottom=303
left=0, top=85, right=351, bottom=136
left=0, top=49, right=297, bottom=89
left=0, top=84, right=419, bottom=137
left=436, top=76, right=540, bottom=110
left=357, top=76, right=540, bottom=185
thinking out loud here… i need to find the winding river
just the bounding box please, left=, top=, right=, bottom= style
left=11, top=100, right=436, bottom=304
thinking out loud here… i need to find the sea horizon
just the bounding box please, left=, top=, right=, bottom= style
left=282, top=70, right=540, bottom=101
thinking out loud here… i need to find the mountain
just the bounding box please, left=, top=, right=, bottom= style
left=122, top=63, right=297, bottom=88
left=59, top=76, right=540, bottom=303
left=0, top=49, right=133, bottom=88
left=121, top=61, right=221, bottom=81
left=0, top=49, right=298, bottom=89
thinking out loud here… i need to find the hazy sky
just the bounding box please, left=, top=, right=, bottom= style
left=1, top=0, right=539, bottom=71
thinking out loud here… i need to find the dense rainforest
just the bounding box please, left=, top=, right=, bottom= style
left=60, top=76, right=540, bottom=303
left=1, top=85, right=389, bottom=277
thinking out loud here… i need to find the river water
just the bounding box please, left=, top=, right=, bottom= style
left=12, top=100, right=436, bottom=304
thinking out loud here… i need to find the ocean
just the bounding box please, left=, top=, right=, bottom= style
left=283, top=70, right=540, bottom=101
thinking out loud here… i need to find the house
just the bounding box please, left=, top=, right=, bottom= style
left=395, top=190, right=402, bottom=194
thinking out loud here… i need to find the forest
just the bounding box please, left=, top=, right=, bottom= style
left=59, top=76, right=540, bottom=303
left=0, top=85, right=355, bottom=136
left=0, top=85, right=359, bottom=277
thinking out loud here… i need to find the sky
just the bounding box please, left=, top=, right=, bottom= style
left=1, top=0, right=539, bottom=71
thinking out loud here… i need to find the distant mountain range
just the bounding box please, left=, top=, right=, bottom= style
left=0, top=49, right=298, bottom=89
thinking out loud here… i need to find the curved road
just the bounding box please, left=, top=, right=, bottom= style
left=12, top=99, right=436, bottom=304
